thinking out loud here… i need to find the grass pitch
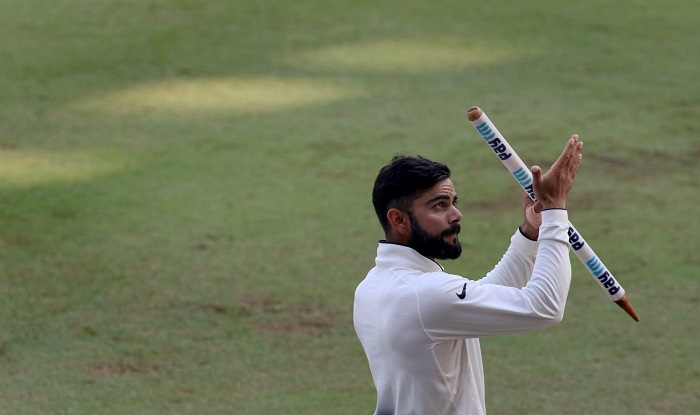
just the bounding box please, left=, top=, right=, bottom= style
left=0, top=0, right=698, bottom=414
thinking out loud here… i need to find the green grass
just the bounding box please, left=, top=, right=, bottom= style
left=0, top=0, right=698, bottom=413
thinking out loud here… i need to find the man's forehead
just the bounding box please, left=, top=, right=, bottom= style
left=435, top=179, right=456, bottom=194
left=418, top=179, right=457, bottom=200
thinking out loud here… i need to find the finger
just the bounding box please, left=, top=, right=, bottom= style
left=550, top=137, right=576, bottom=171
left=575, top=141, right=583, bottom=166
left=565, top=135, right=578, bottom=162
left=533, top=201, right=544, bottom=213
left=530, top=165, right=544, bottom=203
left=568, top=137, right=583, bottom=171
left=531, top=165, right=543, bottom=188
left=576, top=140, right=583, bottom=159
left=563, top=135, right=581, bottom=170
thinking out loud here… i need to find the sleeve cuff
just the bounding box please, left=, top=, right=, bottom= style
left=518, top=226, right=538, bottom=241
left=539, top=209, right=570, bottom=243
left=541, top=209, right=569, bottom=225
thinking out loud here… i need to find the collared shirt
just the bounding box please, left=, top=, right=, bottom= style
left=353, top=210, right=571, bottom=415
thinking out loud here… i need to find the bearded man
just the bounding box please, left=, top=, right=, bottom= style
left=354, top=136, right=583, bottom=415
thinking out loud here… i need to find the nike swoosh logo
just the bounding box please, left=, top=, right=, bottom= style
left=456, top=283, right=467, bottom=299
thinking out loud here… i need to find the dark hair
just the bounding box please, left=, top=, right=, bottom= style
left=372, top=155, right=451, bottom=233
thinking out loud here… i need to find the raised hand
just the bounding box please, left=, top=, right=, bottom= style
left=531, top=135, right=583, bottom=209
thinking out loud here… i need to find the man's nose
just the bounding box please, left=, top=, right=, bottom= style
left=450, top=207, right=463, bottom=223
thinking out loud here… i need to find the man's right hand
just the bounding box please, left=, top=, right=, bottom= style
left=531, top=135, right=583, bottom=209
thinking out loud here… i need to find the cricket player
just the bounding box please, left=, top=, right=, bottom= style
left=354, top=136, right=583, bottom=414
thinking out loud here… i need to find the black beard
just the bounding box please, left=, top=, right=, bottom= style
left=407, top=212, right=462, bottom=260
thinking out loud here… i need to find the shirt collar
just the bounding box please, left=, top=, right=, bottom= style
left=375, top=241, right=444, bottom=272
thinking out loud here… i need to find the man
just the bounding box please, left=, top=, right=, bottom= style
left=354, top=136, right=583, bottom=415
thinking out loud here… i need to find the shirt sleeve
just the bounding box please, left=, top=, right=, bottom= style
left=477, top=228, right=539, bottom=289
left=418, top=210, right=572, bottom=341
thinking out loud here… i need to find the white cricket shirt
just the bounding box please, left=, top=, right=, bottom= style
left=353, top=210, right=572, bottom=415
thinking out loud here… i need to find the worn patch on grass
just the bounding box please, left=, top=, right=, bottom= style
left=89, top=361, right=162, bottom=376
left=587, top=147, right=696, bottom=181
left=235, top=292, right=348, bottom=337
left=287, top=39, right=528, bottom=73
left=68, top=77, right=365, bottom=116
left=0, top=150, right=126, bottom=187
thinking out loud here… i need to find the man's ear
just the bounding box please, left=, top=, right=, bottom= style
left=386, top=208, right=411, bottom=239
